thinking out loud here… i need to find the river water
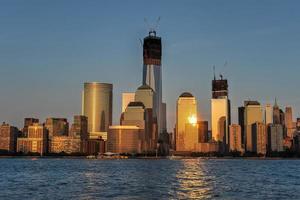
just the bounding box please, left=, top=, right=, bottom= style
left=0, top=158, right=299, bottom=199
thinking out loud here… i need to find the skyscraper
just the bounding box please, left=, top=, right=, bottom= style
left=0, top=122, right=18, bottom=153
left=82, top=82, right=113, bottom=140
left=252, top=122, right=267, bottom=155
left=211, top=75, right=231, bottom=148
left=176, top=92, right=198, bottom=151
left=244, top=101, right=264, bottom=152
left=70, top=115, right=88, bottom=140
left=268, top=124, right=284, bottom=152
left=285, top=107, right=294, bottom=138
left=142, top=30, right=163, bottom=135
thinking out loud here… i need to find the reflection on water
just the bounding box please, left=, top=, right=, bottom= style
left=176, top=159, right=214, bottom=199
left=0, top=158, right=300, bottom=199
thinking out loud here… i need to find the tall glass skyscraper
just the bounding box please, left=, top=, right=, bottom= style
left=142, top=31, right=163, bottom=134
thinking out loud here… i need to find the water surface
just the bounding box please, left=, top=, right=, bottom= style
left=0, top=158, right=299, bottom=199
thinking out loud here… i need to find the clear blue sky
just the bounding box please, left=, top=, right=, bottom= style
left=1, top=0, right=300, bottom=131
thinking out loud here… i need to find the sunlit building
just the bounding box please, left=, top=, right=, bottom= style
left=122, top=92, right=135, bottom=113
left=0, top=122, right=18, bottom=152
left=107, top=125, right=142, bottom=154
left=229, top=124, right=243, bottom=152
left=49, top=136, right=82, bottom=154
left=82, top=82, right=113, bottom=140
left=252, top=122, right=267, bottom=155
left=285, top=107, right=294, bottom=138
left=176, top=92, right=198, bottom=151
left=211, top=75, right=230, bottom=149
left=17, top=123, right=48, bottom=155
left=22, top=118, right=39, bottom=136
left=244, top=101, right=264, bottom=152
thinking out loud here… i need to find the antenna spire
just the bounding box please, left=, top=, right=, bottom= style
left=213, top=65, right=216, bottom=80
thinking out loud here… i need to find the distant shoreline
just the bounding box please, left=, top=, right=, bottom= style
left=1, top=155, right=300, bottom=160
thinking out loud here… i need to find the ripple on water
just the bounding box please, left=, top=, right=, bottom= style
left=0, top=158, right=300, bottom=199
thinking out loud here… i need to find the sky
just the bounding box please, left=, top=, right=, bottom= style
left=0, top=0, right=300, bottom=131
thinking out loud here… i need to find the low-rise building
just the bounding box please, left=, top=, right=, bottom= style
left=17, top=123, right=48, bottom=155
left=107, top=125, right=142, bottom=154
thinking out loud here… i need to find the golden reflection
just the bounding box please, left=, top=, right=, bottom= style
left=175, top=159, right=214, bottom=199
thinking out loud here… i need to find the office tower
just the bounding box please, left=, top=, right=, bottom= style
left=265, top=104, right=273, bottom=125
left=268, top=124, right=284, bottom=152
left=198, top=121, right=208, bottom=143
left=229, top=124, right=243, bottom=152
left=273, top=99, right=281, bottom=124
left=142, top=30, right=163, bottom=135
left=238, top=106, right=245, bottom=145
left=252, top=122, right=267, bottom=155
left=70, top=115, right=88, bottom=140
left=211, top=75, right=231, bottom=149
left=134, top=85, right=156, bottom=150
left=45, top=118, right=69, bottom=138
left=285, top=107, right=294, bottom=138
left=23, top=118, right=39, bottom=136
left=122, top=92, right=135, bottom=113
left=121, top=101, right=150, bottom=151
left=280, top=109, right=285, bottom=126
left=0, top=122, right=18, bottom=152
left=82, top=82, right=113, bottom=140
left=107, top=125, right=142, bottom=154
left=176, top=92, right=198, bottom=151
left=244, top=101, right=264, bottom=152
left=17, top=123, right=48, bottom=155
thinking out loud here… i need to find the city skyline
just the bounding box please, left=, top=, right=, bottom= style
left=1, top=1, right=300, bottom=131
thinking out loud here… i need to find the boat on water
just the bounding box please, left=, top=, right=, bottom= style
left=86, top=152, right=128, bottom=160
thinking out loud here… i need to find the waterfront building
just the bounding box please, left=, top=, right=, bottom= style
left=122, top=92, right=135, bottom=113
left=244, top=101, right=264, bottom=152
left=107, top=125, right=142, bottom=154
left=229, top=124, right=243, bottom=152
left=252, top=122, right=267, bottom=155
left=82, top=82, right=113, bottom=140
left=198, top=121, right=208, bottom=143
left=17, top=123, right=48, bottom=155
left=285, top=107, right=294, bottom=138
left=142, top=30, right=163, bottom=135
left=49, top=136, right=82, bottom=154
left=176, top=92, right=198, bottom=151
left=70, top=115, right=88, bottom=140
left=211, top=75, right=230, bottom=148
left=0, top=122, right=18, bottom=152
left=268, top=124, right=284, bottom=152
left=45, top=118, right=69, bottom=138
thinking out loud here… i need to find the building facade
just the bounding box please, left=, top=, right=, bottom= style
left=176, top=92, right=198, bottom=151
left=244, top=101, right=264, bottom=152
left=107, top=125, right=142, bottom=154
left=229, top=124, right=243, bottom=152
left=17, top=123, right=48, bottom=155
left=45, top=118, right=69, bottom=138
left=0, top=123, right=18, bottom=152
left=252, top=122, right=267, bottom=155
left=122, top=92, right=135, bottom=113
left=82, top=82, right=113, bottom=140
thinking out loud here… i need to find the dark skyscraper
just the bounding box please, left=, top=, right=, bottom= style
left=273, top=99, right=281, bottom=124
left=142, top=30, right=163, bottom=135
left=212, top=76, right=228, bottom=98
